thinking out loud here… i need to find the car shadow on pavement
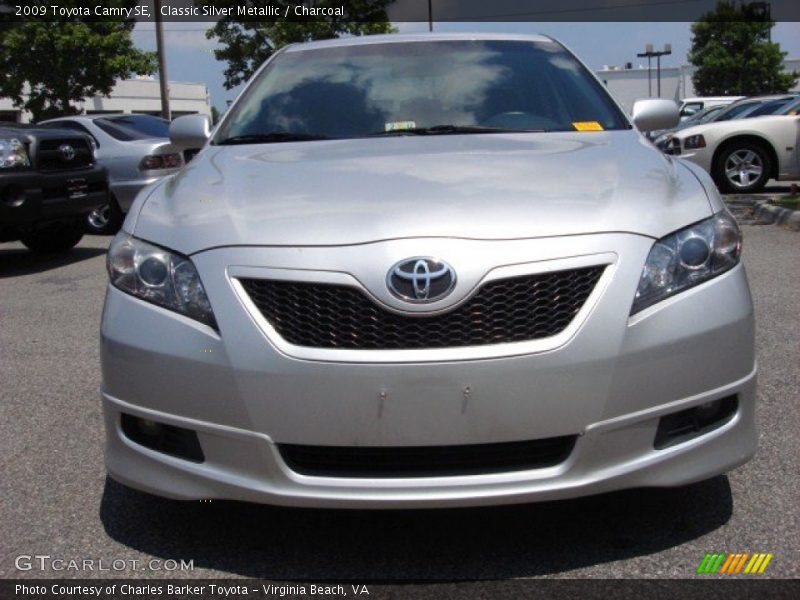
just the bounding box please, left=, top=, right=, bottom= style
left=100, top=474, right=733, bottom=579
left=0, top=246, right=106, bottom=278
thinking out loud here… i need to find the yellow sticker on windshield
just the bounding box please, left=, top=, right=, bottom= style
left=572, top=121, right=604, bottom=131
left=385, top=121, right=416, bottom=132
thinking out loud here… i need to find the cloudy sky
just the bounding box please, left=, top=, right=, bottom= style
left=131, top=21, right=800, bottom=111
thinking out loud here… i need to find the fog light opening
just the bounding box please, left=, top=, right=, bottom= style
left=654, top=395, right=738, bottom=450
left=1, top=185, right=26, bottom=208
left=120, top=413, right=205, bottom=462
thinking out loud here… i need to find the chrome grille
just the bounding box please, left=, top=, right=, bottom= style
left=239, top=266, right=605, bottom=350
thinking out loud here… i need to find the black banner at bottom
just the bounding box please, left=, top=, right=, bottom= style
left=2, top=579, right=799, bottom=600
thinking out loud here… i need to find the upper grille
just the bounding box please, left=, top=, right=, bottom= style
left=36, top=138, right=93, bottom=170
left=239, top=266, right=604, bottom=350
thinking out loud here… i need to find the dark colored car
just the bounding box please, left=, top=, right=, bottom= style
left=0, top=123, right=108, bottom=252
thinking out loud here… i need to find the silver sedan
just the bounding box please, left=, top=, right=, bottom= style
left=101, top=34, right=756, bottom=508
left=39, top=114, right=184, bottom=233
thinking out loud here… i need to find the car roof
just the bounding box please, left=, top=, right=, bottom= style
left=283, top=33, right=555, bottom=52
left=43, top=114, right=127, bottom=122
left=681, top=96, right=743, bottom=102
left=731, top=94, right=798, bottom=104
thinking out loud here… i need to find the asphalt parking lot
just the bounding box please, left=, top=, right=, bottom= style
left=0, top=220, right=798, bottom=581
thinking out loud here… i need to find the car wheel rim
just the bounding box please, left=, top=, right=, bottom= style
left=87, top=205, right=110, bottom=229
left=724, top=149, right=763, bottom=189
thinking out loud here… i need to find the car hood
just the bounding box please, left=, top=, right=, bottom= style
left=130, top=131, right=714, bottom=254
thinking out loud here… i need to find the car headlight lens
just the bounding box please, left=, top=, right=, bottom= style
left=683, top=134, right=706, bottom=149
left=631, top=211, right=741, bottom=315
left=107, top=233, right=217, bottom=329
left=0, top=137, right=31, bottom=169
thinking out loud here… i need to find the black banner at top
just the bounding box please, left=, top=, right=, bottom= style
left=1, top=0, right=799, bottom=23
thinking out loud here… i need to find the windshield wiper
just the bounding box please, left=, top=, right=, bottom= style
left=216, top=132, right=331, bottom=145
left=369, top=124, right=545, bottom=136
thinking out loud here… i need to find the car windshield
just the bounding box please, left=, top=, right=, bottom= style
left=94, top=115, right=170, bottom=140
left=215, top=40, right=629, bottom=144
left=683, top=105, right=720, bottom=124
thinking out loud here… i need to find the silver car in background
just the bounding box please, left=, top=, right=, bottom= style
left=39, top=114, right=183, bottom=233
left=101, top=34, right=756, bottom=508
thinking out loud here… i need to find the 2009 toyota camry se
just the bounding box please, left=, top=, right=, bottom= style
left=101, top=34, right=756, bottom=508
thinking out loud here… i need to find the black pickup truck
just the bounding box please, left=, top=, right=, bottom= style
left=1, top=123, right=108, bottom=252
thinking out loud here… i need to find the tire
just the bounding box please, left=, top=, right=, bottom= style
left=713, top=142, right=772, bottom=194
left=20, top=221, right=85, bottom=253
left=85, top=197, right=123, bottom=235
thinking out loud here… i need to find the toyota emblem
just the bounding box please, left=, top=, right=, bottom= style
left=58, top=144, right=76, bottom=161
left=387, top=257, right=456, bottom=303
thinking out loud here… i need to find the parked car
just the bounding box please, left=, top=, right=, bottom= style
left=654, top=94, right=796, bottom=151
left=649, top=103, right=728, bottom=141
left=663, top=95, right=800, bottom=192
left=38, top=114, right=183, bottom=234
left=101, top=34, right=755, bottom=508
left=678, top=96, right=743, bottom=120
left=0, top=122, right=107, bottom=252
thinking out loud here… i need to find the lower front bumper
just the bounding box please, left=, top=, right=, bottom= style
left=103, top=368, right=756, bottom=509
left=0, top=166, right=108, bottom=226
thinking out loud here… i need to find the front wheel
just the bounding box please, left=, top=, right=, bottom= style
left=20, top=221, right=85, bottom=253
left=713, top=143, right=772, bottom=194
left=85, top=198, right=123, bottom=235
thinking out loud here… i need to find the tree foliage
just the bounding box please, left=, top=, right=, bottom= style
left=0, top=3, right=156, bottom=121
left=689, top=1, right=797, bottom=96
left=202, top=1, right=395, bottom=90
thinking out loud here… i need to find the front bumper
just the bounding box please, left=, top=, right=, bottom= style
left=0, top=165, right=107, bottom=227
left=101, top=234, right=757, bottom=508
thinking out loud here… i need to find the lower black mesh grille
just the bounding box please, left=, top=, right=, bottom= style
left=279, top=436, right=577, bottom=478
left=239, top=266, right=604, bottom=350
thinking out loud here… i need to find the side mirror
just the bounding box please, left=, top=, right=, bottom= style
left=169, top=114, right=211, bottom=149
left=631, top=99, right=680, bottom=132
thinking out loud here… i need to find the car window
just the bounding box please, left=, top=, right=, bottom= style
left=680, top=102, right=703, bottom=117
left=94, top=115, right=170, bottom=140
left=713, top=101, right=762, bottom=121
left=216, top=40, right=629, bottom=143
left=746, top=98, right=795, bottom=117
left=39, top=120, right=100, bottom=147
left=778, top=99, right=800, bottom=115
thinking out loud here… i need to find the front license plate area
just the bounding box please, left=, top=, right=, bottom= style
left=67, top=178, right=88, bottom=199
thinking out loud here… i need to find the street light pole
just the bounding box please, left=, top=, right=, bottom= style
left=428, top=0, right=433, bottom=32
left=637, top=44, right=672, bottom=98
left=153, top=0, right=171, bottom=120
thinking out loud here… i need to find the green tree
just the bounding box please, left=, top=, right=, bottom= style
left=689, top=1, right=797, bottom=96
left=202, top=1, right=395, bottom=90
left=0, top=6, right=156, bottom=121
left=210, top=105, right=221, bottom=125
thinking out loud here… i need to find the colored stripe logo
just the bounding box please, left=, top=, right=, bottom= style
left=696, top=552, right=773, bottom=574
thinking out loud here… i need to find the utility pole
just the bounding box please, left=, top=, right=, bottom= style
left=637, top=43, right=672, bottom=97
left=428, top=0, right=433, bottom=32
left=154, top=0, right=171, bottom=120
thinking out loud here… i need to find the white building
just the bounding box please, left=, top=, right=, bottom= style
left=596, top=58, right=800, bottom=111
left=0, top=77, right=211, bottom=123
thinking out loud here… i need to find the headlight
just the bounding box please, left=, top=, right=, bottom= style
left=0, top=137, right=31, bottom=169
left=107, top=234, right=217, bottom=329
left=683, top=134, right=706, bottom=149
left=632, top=211, right=741, bottom=315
